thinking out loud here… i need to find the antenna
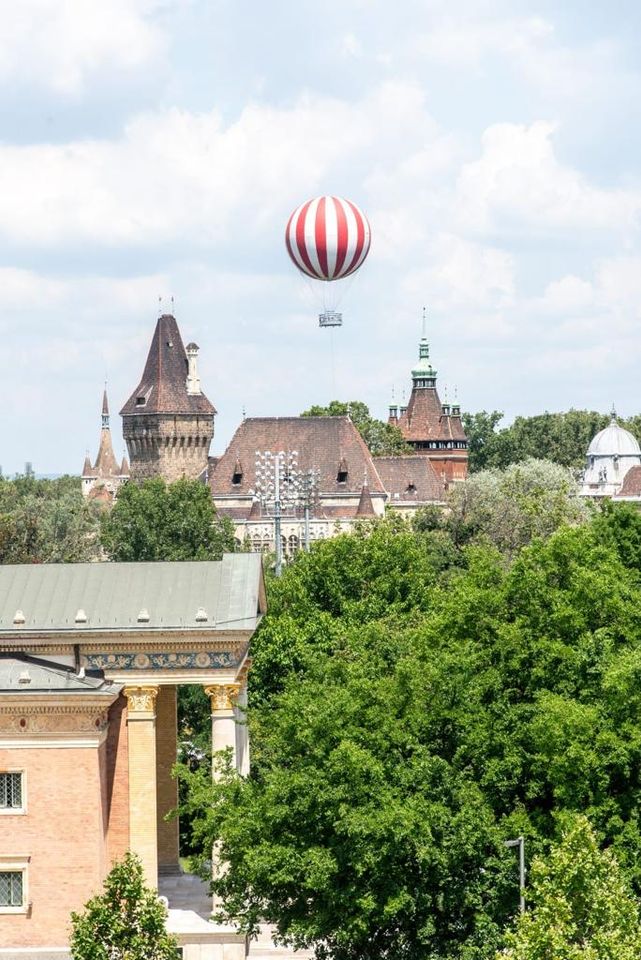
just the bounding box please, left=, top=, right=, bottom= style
left=171, top=294, right=175, bottom=314
left=158, top=295, right=162, bottom=317
left=422, top=305, right=427, bottom=339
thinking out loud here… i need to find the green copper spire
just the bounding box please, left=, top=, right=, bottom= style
left=411, top=306, right=437, bottom=382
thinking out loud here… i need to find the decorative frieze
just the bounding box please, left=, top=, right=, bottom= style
left=84, top=650, right=239, bottom=671
left=0, top=704, right=109, bottom=735
left=204, top=684, right=241, bottom=712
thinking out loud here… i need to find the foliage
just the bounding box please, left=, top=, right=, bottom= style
left=462, top=409, right=641, bottom=473
left=0, top=474, right=101, bottom=563
left=445, top=458, right=592, bottom=554
left=499, top=816, right=641, bottom=959
left=69, top=852, right=178, bottom=960
left=100, top=476, right=235, bottom=561
left=179, top=510, right=641, bottom=960
left=301, top=400, right=411, bottom=456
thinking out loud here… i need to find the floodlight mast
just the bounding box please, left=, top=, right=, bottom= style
left=504, top=836, right=526, bottom=914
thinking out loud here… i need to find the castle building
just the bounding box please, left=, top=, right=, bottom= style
left=579, top=413, right=641, bottom=498
left=0, top=556, right=264, bottom=960
left=120, top=314, right=216, bottom=482
left=388, top=322, right=468, bottom=482
left=209, top=416, right=445, bottom=553
left=81, top=389, right=129, bottom=500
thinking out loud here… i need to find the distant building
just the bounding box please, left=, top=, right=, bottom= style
left=388, top=323, right=468, bottom=482
left=580, top=413, right=641, bottom=499
left=120, top=314, right=216, bottom=483
left=81, top=389, right=129, bottom=501
left=209, top=416, right=445, bottom=553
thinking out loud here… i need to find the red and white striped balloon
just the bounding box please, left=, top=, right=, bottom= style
left=285, top=196, right=371, bottom=281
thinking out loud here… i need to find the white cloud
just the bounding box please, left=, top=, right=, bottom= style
left=455, top=122, right=641, bottom=235
left=0, top=0, right=167, bottom=94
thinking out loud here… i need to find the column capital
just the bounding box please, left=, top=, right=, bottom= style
left=204, top=683, right=241, bottom=713
left=124, top=684, right=159, bottom=717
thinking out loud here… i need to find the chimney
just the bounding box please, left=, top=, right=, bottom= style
left=185, top=342, right=201, bottom=396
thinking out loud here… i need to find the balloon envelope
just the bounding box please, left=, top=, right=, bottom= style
left=285, top=196, right=371, bottom=281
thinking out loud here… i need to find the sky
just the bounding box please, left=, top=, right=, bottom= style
left=1, top=0, right=641, bottom=475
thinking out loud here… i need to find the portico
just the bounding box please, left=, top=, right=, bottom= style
left=0, top=555, right=265, bottom=959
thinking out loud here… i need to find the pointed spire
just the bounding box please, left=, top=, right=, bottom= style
left=82, top=454, right=93, bottom=478
left=356, top=477, right=375, bottom=517
left=249, top=497, right=261, bottom=519
left=611, top=403, right=618, bottom=422
left=102, top=385, right=110, bottom=429
left=120, top=454, right=130, bottom=476
left=411, top=307, right=437, bottom=384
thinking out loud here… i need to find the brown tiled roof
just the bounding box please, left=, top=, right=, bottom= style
left=374, top=456, right=446, bottom=502
left=120, top=455, right=130, bottom=476
left=82, top=455, right=93, bottom=478
left=210, top=417, right=386, bottom=497
left=94, top=428, right=121, bottom=478
left=397, top=387, right=467, bottom=443
left=356, top=482, right=376, bottom=516
left=120, top=314, right=216, bottom=417
left=615, top=465, right=641, bottom=498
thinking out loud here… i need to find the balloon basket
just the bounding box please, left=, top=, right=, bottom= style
left=319, top=310, right=343, bottom=328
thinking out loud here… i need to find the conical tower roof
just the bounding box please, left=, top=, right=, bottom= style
left=356, top=479, right=376, bottom=517
left=120, top=314, right=216, bottom=417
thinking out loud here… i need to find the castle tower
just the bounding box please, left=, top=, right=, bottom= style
left=120, top=313, right=216, bottom=482
left=390, top=312, right=468, bottom=482
left=81, top=388, right=130, bottom=499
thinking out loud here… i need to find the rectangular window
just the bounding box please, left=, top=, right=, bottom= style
left=0, top=871, right=23, bottom=908
left=0, top=772, right=22, bottom=810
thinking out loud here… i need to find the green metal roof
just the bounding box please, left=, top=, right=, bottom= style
left=0, top=653, right=120, bottom=694
left=0, top=554, right=264, bottom=639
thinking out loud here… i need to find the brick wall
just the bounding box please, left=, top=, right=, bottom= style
left=0, top=745, right=105, bottom=949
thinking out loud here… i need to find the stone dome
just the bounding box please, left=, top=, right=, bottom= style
left=587, top=419, right=641, bottom=458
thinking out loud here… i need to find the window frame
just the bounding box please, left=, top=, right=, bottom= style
left=0, top=770, right=26, bottom=815
left=0, top=856, right=30, bottom=914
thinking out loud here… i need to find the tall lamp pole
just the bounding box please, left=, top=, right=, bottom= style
left=504, top=836, right=526, bottom=914
left=253, top=450, right=300, bottom=577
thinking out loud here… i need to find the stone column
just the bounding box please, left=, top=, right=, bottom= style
left=204, top=684, right=240, bottom=916
left=155, top=685, right=180, bottom=874
left=124, top=685, right=159, bottom=887
left=204, top=684, right=240, bottom=773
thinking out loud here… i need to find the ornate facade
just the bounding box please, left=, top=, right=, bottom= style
left=120, top=314, right=216, bottom=482
left=0, top=556, right=264, bottom=960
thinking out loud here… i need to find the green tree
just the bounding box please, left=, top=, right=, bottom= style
left=0, top=474, right=101, bottom=563
left=301, top=400, right=411, bottom=456
left=100, top=477, right=235, bottom=561
left=500, top=816, right=641, bottom=959
left=445, top=458, right=592, bottom=554
left=179, top=513, right=641, bottom=959
left=70, top=852, right=178, bottom=960
left=462, top=410, right=506, bottom=472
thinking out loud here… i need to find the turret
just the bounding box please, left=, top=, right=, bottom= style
left=120, top=314, right=216, bottom=483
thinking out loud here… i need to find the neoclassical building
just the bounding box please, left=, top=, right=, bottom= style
left=0, top=555, right=264, bottom=959
left=579, top=414, right=641, bottom=498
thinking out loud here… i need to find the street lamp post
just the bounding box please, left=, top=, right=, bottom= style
left=253, top=450, right=302, bottom=576
left=504, top=836, right=526, bottom=914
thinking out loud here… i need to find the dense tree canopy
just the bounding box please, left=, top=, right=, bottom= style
left=178, top=506, right=641, bottom=960
left=100, top=476, right=235, bottom=561
left=0, top=474, right=101, bottom=563
left=500, top=816, right=641, bottom=959
left=462, top=409, right=641, bottom=473
left=443, top=458, right=592, bottom=554
left=301, top=400, right=411, bottom=456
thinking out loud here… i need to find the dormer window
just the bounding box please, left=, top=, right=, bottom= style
left=406, top=482, right=417, bottom=494
left=337, top=457, right=348, bottom=484
left=135, top=396, right=146, bottom=406
left=231, top=457, right=243, bottom=485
